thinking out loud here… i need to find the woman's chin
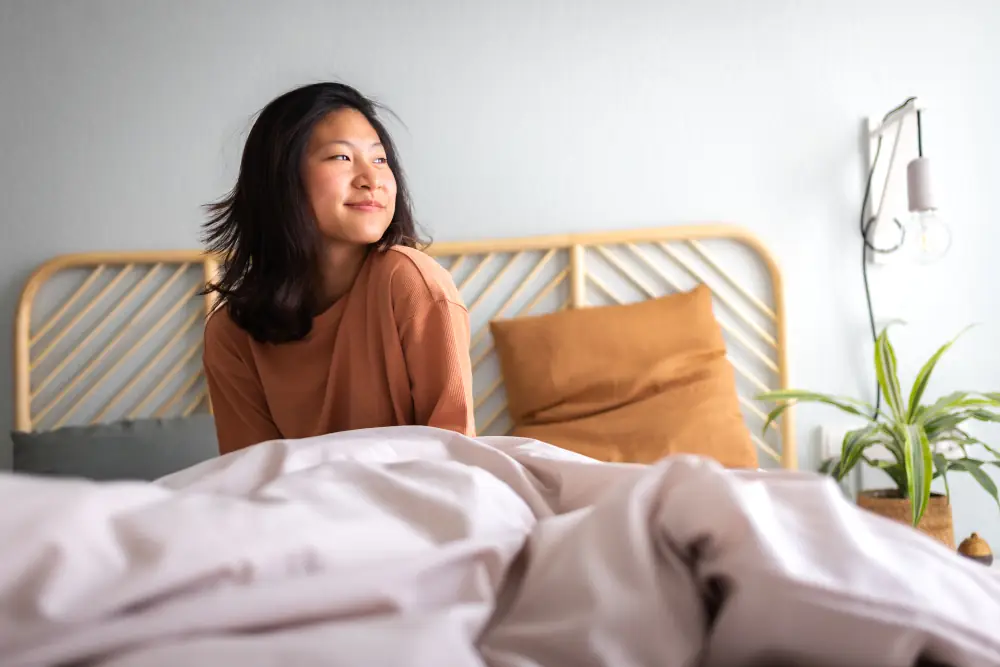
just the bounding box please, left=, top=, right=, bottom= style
left=319, top=221, right=391, bottom=246
left=357, top=223, right=391, bottom=245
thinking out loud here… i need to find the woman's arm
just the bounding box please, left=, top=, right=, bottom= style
left=203, top=314, right=283, bottom=455
left=399, top=299, right=476, bottom=437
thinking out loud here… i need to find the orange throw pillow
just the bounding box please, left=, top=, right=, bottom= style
left=489, top=284, right=757, bottom=468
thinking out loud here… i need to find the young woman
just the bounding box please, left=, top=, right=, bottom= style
left=202, top=82, right=475, bottom=455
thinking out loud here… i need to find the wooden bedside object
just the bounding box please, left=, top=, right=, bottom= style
left=957, top=533, right=994, bottom=567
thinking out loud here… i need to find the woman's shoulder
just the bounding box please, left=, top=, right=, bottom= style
left=371, top=245, right=463, bottom=305
left=203, top=304, right=251, bottom=359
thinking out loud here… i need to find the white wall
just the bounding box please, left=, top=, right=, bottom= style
left=3, top=0, right=999, bottom=548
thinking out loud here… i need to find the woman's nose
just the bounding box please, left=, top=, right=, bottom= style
left=355, top=167, right=380, bottom=191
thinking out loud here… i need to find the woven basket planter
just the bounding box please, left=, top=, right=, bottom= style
left=857, top=490, right=955, bottom=549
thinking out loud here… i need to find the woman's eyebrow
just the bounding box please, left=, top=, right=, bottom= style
left=316, top=139, right=383, bottom=150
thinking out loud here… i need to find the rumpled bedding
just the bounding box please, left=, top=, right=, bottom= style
left=1, top=426, right=998, bottom=667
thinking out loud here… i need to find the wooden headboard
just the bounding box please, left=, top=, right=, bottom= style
left=14, top=224, right=796, bottom=468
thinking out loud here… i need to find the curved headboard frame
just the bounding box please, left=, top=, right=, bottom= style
left=14, top=223, right=795, bottom=468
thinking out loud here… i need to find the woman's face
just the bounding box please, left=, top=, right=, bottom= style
left=302, top=108, right=397, bottom=247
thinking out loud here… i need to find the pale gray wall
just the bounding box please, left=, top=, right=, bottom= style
left=3, top=0, right=999, bottom=546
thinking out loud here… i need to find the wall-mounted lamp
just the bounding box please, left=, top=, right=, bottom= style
left=864, top=97, right=952, bottom=264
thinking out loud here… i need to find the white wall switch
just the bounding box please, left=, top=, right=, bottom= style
left=820, top=425, right=850, bottom=461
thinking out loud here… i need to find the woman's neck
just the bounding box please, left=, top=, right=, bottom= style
left=314, top=243, right=369, bottom=315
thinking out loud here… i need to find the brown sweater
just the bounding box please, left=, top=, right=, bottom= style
left=203, top=246, right=475, bottom=455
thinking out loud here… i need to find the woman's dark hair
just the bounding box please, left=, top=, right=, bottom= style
left=202, top=82, right=424, bottom=344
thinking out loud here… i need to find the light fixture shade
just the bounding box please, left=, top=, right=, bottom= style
left=906, top=156, right=936, bottom=213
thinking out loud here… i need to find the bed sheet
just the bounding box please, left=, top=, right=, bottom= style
left=1, top=426, right=998, bottom=667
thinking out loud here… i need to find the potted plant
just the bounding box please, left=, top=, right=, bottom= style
left=757, top=325, right=1000, bottom=548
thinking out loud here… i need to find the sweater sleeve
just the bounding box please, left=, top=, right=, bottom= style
left=399, top=300, right=476, bottom=437
left=203, top=315, right=283, bottom=455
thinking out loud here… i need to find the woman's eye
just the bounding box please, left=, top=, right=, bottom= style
left=373, top=157, right=388, bottom=165
left=327, top=154, right=349, bottom=161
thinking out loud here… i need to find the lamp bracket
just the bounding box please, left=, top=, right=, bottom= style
left=864, top=97, right=927, bottom=265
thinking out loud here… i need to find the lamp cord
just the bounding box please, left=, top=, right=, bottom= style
left=859, top=96, right=917, bottom=420
left=917, top=109, right=923, bottom=157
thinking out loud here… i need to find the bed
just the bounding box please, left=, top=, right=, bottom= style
left=7, top=224, right=999, bottom=667
left=13, top=222, right=795, bottom=472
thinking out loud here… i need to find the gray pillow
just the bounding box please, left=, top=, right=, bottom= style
left=11, top=414, right=220, bottom=482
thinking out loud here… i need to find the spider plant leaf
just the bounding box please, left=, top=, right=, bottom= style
left=818, top=457, right=838, bottom=476
left=980, top=441, right=1000, bottom=460
left=834, top=425, right=881, bottom=481
left=906, top=326, right=974, bottom=421
left=932, top=453, right=951, bottom=499
left=864, top=457, right=909, bottom=495
left=958, top=395, right=1000, bottom=407
left=875, top=328, right=905, bottom=422
left=923, top=394, right=1000, bottom=427
left=949, top=430, right=999, bottom=458
left=920, top=391, right=969, bottom=423
left=948, top=459, right=1000, bottom=511
left=971, top=410, right=1000, bottom=423
left=757, top=390, right=874, bottom=435
left=872, top=423, right=905, bottom=461
left=901, top=424, right=932, bottom=526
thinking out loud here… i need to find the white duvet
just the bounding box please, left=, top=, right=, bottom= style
left=1, top=426, right=999, bottom=667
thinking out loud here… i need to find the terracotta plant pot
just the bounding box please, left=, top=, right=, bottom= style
left=856, top=489, right=955, bottom=549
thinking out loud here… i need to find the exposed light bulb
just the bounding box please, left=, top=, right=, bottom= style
left=902, top=209, right=951, bottom=263
left=903, top=156, right=952, bottom=263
